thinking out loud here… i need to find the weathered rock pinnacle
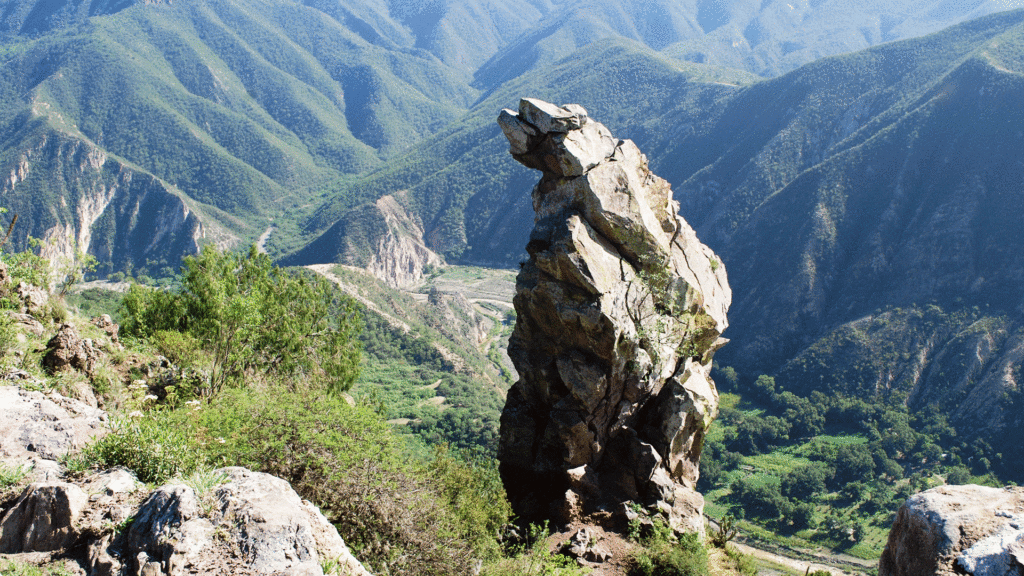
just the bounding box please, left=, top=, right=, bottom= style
left=496, top=98, right=732, bottom=533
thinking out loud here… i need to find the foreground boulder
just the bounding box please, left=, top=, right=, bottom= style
left=0, top=385, right=107, bottom=472
left=43, top=323, right=100, bottom=377
left=0, top=465, right=370, bottom=576
left=496, top=98, right=731, bottom=533
left=879, top=485, right=1024, bottom=576
left=0, top=482, right=87, bottom=552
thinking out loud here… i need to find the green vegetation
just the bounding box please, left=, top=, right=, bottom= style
left=331, top=265, right=512, bottom=452
left=0, top=462, right=28, bottom=490
left=120, top=245, right=361, bottom=395
left=480, top=522, right=591, bottom=576
left=701, top=366, right=1005, bottom=560
left=627, top=517, right=709, bottom=576
left=0, top=560, right=76, bottom=576
left=9, top=244, right=512, bottom=576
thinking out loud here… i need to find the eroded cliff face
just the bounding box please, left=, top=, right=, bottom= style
left=1, top=130, right=205, bottom=275
left=496, top=99, right=731, bottom=532
left=286, top=191, right=444, bottom=289
left=365, top=193, right=445, bottom=289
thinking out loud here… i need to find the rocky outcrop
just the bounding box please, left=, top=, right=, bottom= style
left=0, top=482, right=87, bottom=552
left=365, top=193, right=445, bottom=289
left=496, top=98, right=731, bottom=533
left=92, top=314, right=120, bottom=347
left=42, top=323, right=100, bottom=376
left=0, top=465, right=371, bottom=576
left=2, top=130, right=205, bottom=276
left=287, top=191, right=444, bottom=289
left=0, top=385, right=107, bottom=468
left=879, top=485, right=1024, bottom=576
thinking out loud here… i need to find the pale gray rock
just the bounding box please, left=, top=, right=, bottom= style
left=0, top=385, right=107, bottom=464
left=120, top=468, right=371, bottom=576
left=496, top=98, right=731, bottom=533
left=498, top=109, right=535, bottom=155
left=519, top=98, right=582, bottom=134
left=565, top=527, right=611, bottom=563
left=7, top=312, right=44, bottom=336
left=550, top=121, right=617, bottom=177
left=363, top=192, right=445, bottom=290
left=0, top=482, right=88, bottom=552
left=879, top=485, right=1024, bottom=576
left=91, top=314, right=120, bottom=346
left=81, top=468, right=140, bottom=496
left=14, top=282, right=47, bottom=316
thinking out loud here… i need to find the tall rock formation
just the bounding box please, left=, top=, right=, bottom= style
left=496, top=98, right=731, bottom=533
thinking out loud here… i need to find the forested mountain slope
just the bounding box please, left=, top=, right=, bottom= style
left=0, top=0, right=1011, bottom=275
left=2, top=0, right=1023, bottom=452
left=309, top=9, right=1024, bottom=446
left=0, top=0, right=475, bottom=271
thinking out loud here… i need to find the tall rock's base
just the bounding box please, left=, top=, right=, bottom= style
left=496, top=98, right=732, bottom=533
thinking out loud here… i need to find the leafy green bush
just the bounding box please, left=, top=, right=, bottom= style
left=68, top=414, right=203, bottom=484
left=120, top=245, right=362, bottom=396
left=2, top=240, right=51, bottom=291
left=428, top=445, right=511, bottom=561
left=627, top=532, right=708, bottom=576
left=191, top=386, right=481, bottom=576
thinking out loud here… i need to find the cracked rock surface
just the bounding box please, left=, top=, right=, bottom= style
left=496, top=98, right=731, bottom=533
left=880, top=485, right=1024, bottom=576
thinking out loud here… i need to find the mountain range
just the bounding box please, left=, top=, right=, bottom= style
left=303, top=7, right=1024, bottom=442
left=2, top=0, right=1024, bottom=448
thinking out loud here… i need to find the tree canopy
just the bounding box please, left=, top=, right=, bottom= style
left=120, top=245, right=361, bottom=395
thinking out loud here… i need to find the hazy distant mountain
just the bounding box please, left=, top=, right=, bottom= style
left=469, top=0, right=1021, bottom=86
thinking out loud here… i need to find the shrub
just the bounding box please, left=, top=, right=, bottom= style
left=0, top=312, right=16, bottom=360
left=628, top=532, right=708, bottom=576
left=69, top=413, right=203, bottom=484
left=46, top=298, right=69, bottom=324
left=89, top=361, right=122, bottom=398
left=0, top=462, right=28, bottom=489
left=725, top=548, right=758, bottom=576
left=192, top=386, right=479, bottom=576
left=709, top=514, right=738, bottom=548
left=428, top=445, right=511, bottom=561
left=480, top=522, right=588, bottom=576
left=120, top=245, right=362, bottom=396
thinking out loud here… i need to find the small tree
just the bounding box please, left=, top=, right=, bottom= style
left=121, top=245, right=361, bottom=395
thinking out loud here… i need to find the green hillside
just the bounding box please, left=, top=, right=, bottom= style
left=298, top=39, right=757, bottom=264
left=0, top=0, right=476, bottom=267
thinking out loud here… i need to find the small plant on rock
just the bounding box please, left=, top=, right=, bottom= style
left=0, top=462, right=28, bottom=489
left=709, top=514, right=738, bottom=548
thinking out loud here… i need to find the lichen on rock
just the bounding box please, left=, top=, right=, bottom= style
left=496, top=98, right=731, bottom=533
